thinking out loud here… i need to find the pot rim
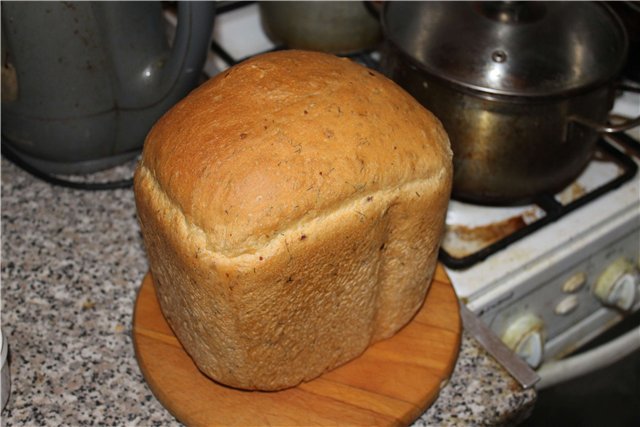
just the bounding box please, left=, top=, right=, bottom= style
left=382, top=42, right=618, bottom=104
left=381, top=2, right=629, bottom=100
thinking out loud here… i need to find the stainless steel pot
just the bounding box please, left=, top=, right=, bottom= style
left=381, top=1, right=640, bottom=205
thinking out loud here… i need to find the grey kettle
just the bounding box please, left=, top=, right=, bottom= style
left=1, top=1, right=215, bottom=174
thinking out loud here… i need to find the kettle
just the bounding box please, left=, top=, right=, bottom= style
left=1, top=1, right=215, bottom=174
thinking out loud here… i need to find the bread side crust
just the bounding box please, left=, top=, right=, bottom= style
left=134, top=161, right=450, bottom=390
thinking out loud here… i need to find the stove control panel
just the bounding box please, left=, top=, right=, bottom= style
left=593, top=258, right=638, bottom=311
left=483, top=221, right=639, bottom=365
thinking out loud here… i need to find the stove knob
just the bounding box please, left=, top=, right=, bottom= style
left=593, top=258, right=637, bottom=311
left=501, top=313, right=545, bottom=369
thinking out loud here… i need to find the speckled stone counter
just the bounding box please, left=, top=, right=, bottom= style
left=1, top=157, right=535, bottom=426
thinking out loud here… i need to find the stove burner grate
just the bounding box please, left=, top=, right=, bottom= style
left=440, top=138, right=638, bottom=270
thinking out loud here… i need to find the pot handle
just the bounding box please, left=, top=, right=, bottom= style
left=567, top=115, right=640, bottom=134
left=567, top=81, right=640, bottom=135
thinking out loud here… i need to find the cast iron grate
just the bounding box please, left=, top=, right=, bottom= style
left=440, top=137, right=638, bottom=270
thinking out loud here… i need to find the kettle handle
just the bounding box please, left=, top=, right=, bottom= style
left=92, top=1, right=215, bottom=109
left=159, top=2, right=215, bottom=102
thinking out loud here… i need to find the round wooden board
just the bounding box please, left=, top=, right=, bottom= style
left=133, top=264, right=461, bottom=427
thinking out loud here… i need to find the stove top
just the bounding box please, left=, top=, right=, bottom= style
left=442, top=138, right=637, bottom=270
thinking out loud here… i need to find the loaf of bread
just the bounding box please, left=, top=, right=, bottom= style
left=134, top=50, right=452, bottom=391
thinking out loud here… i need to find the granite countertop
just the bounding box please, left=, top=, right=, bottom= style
left=0, top=157, right=535, bottom=426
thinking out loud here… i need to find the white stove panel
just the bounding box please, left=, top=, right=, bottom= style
left=480, top=212, right=639, bottom=364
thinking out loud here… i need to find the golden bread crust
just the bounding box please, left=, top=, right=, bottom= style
left=141, top=50, right=451, bottom=256
left=134, top=50, right=452, bottom=390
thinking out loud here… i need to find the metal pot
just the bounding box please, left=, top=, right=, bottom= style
left=381, top=1, right=640, bottom=205
left=259, top=1, right=381, bottom=54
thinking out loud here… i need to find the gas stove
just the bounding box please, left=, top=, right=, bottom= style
left=445, top=126, right=640, bottom=366
left=203, top=2, right=640, bottom=374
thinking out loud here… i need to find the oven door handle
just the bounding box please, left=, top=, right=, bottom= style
left=536, top=325, right=640, bottom=390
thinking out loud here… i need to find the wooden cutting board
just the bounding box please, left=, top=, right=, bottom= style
left=133, top=264, right=461, bottom=427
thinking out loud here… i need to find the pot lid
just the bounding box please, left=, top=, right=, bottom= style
left=382, top=2, right=628, bottom=97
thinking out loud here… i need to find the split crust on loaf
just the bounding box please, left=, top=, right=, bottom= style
left=136, top=161, right=448, bottom=262
left=134, top=50, right=452, bottom=390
